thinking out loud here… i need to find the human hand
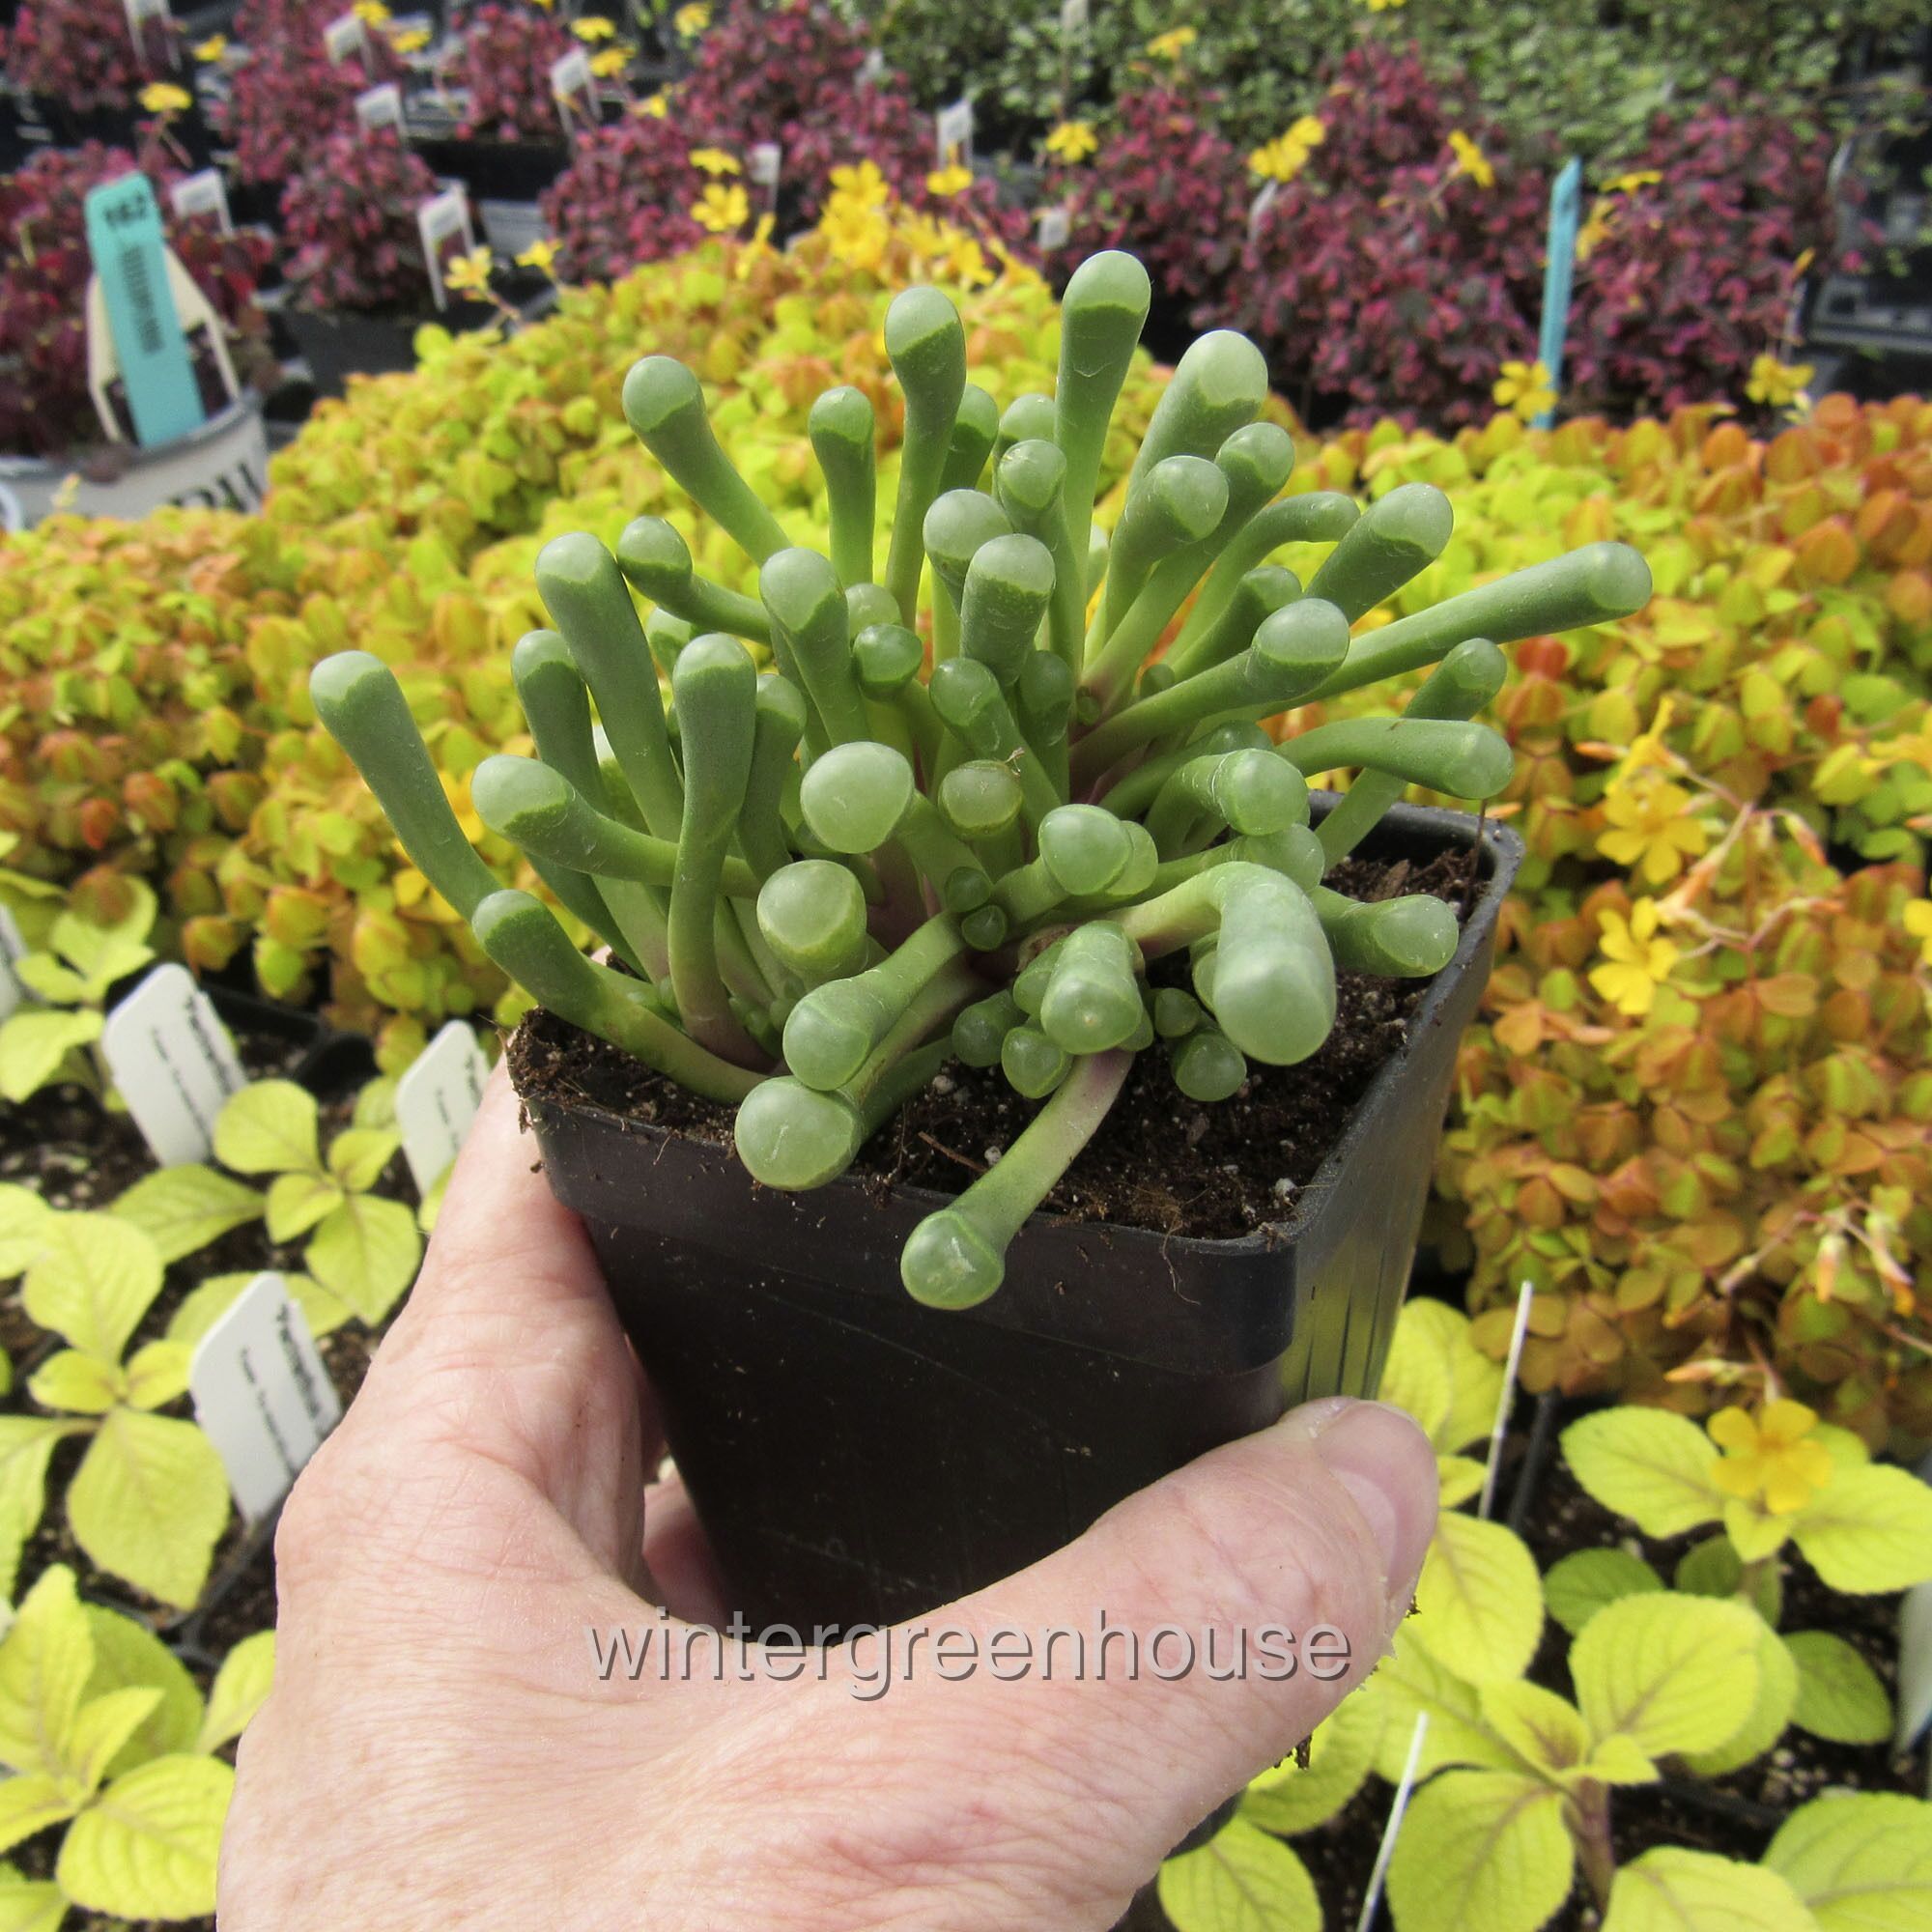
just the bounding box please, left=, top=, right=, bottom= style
left=220, top=1070, right=1436, bottom=1932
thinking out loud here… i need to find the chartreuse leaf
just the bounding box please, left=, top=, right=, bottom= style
left=1157, top=1818, right=1320, bottom=1932
left=1602, top=1848, right=1814, bottom=1932
left=56, top=1752, right=233, bottom=1920
left=27, top=1350, right=120, bottom=1415
left=0, top=1776, right=72, bottom=1859
left=0, top=1009, right=102, bottom=1103
left=122, top=1340, right=190, bottom=1412
left=198, top=1633, right=274, bottom=1755
left=1785, top=1632, right=1892, bottom=1745
left=1410, top=1513, right=1543, bottom=1686
left=1676, top=1536, right=1782, bottom=1626
left=1437, top=1455, right=1486, bottom=1508
left=307, top=1192, right=421, bottom=1324
left=110, top=1164, right=264, bottom=1263
left=20, top=1214, right=162, bottom=1365
left=0, top=1183, right=53, bottom=1277
left=1680, top=1618, right=1798, bottom=1777
left=328, top=1126, right=400, bottom=1191
left=1792, top=1463, right=1932, bottom=1594
left=0, top=1418, right=82, bottom=1602
left=1724, top=1498, right=1794, bottom=1566
left=1378, top=1308, right=1454, bottom=1446
left=1765, top=1792, right=1932, bottom=1931
left=1543, top=1548, right=1664, bottom=1637
left=167, top=1271, right=350, bottom=1348
left=65, top=1686, right=164, bottom=1796
left=265, top=1170, right=344, bottom=1243
left=213, top=1079, right=322, bottom=1176
left=1380, top=1299, right=1502, bottom=1455
left=1387, top=1770, right=1573, bottom=1932
left=1476, top=1680, right=1593, bottom=1780
left=1560, top=1409, right=1723, bottom=1539
left=1360, top=1643, right=1520, bottom=1780
left=83, top=1606, right=204, bottom=1776
left=0, top=1567, right=93, bottom=1778
left=1239, top=1684, right=1382, bottom=1834
left=0, top=1861, right=66, bottom=1932
left=68, top=1410, right=229, bottom=1611
left=1572, top=1593, right=1764, bottom=1759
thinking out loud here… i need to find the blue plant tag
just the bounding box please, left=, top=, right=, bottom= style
left=82, top=172, right=205, bottom=449
left=1534, top=157, right=1584, bottom=431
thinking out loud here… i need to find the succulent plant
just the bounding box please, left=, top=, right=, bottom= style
left=314, top=250, right=1650, bottom=1305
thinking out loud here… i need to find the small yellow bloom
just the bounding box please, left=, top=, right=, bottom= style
left=138, top=81, right=192, bottom=114
left=1709, top=1400, right=1835, bottom=1517
left=1576, top=197, right=1617, bottom=262
left=1145, top=27, right=1195, bottom=60
left=1286, top=115, right=1326, bottom=149
left=690, top=147, right=742, bottom=176
left=1362, top=0, right=1406, bottom=10
left=1747, top=355, right=1814, bottom=410
left=1249, top=130, right=1318, bottom=185
left=673, top=1, right=710, bottom=35
left=637, top=91, right=669, bottom=118
left=1603, top=169, right=1662, bottom=196
left=441, top=246, right=495, bottom=294
left=192, top=33, right=227, bottom=60
left=515, top=238, right=558, bottom=275
left=1904, top=899, right=1932, bottom=970
left=390, top=26, right=430, bottom=52
left=1588, top=899, right=1678, bottom=1018
left=352, top=0, right=389, bottom=23
left=531, top=0, right=554, bottom=8
left=693, top=183, right=750, bottom=233
left=1448, top=129, right=1495, bottom=190
left=1492, top=358, right=1555, bottom=422
left=572, top=14, right=614, bottom=39
left=1599, top=773, right=1712, bottom=885
left=589, top=46, right=631, bottom=76
left=1044, top=120, right=1097, bottom=163
left=829, top=160, right=890, bottom=209
left=926, top=163, right=974, bottom=197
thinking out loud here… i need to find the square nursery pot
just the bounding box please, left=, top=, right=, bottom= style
left=280, top=299, right=496, bottom=396
left=515, top=801, right=1522, bottom=1633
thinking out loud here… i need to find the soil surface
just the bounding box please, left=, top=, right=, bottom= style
left=511, top=842, right=1484, bottom=1242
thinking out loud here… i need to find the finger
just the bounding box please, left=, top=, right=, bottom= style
left=862, top=1397, right=1435, bottom=1864
left=640, top=1466, right=731, bottom=1628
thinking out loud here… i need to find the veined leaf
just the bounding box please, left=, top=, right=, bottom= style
left=1573, top=1593, right=1764, bottom=1759
left=1477, top=1679, right=1590, bottom=1779
left=1680, top=1617, right=1798, bottom=1777
left=68, top=1411, right=230, bottom=1611
left=1560, top=1408, right=1723, bottom=1539
left=1793, top=1464, right=1932, bottom=1595
left=1786, top=1632, right=1892, bottom=1746
left=56, top=1752, right=233, bottom=1921
left=1158, top=1819, right=1321, bottom=1932
left=1543, top=1548, right=1663, bottom=1637
left=1240, top=1683, right=1382, bottom=1834
left=1603, top=1847, right=1813, bottom=1932
left=1387, top=1770, right=1573, bottom=1932
left=1359, top=1642, right=1519, bottom=1781
left=0, top=1567, right=94, bottom=1780
left=0, top=1417, right=83, bottom=1603
left=21, top=1214, right=162, bottom=1365
left=1409, top=1512, right=1543, bottom=1686
left=1765, top=1792, right=1932, bottom=1932
left=110, top=1164, right=264, bottom=1263
left=198, top=1632, right=275, bottom=1755
left=64, top=1686, right=164, bottom=1800
left=266, top=1170, right=344, bottom=1244
left=214, top=1079, right=321, bottom=1177
left=307, top=1191, right=421, bottom=1323
left=0, top=1009, right=102, bottom=1103
left=327, top=1125, right=400, bottom=1192
left=0, top=1183, right=54, bottom=1278
left=0, top=1775, right=74, bottom=1859
left=83, top=1607, right=204, bottom=1778
left=26, top=1348, right=121, bottom=1416
left=0, top=1860, right=67, bottom=1932
left=122, top=1340, right=191, bottom=1412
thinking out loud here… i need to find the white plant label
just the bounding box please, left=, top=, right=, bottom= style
left=1248, top=179, right=1281, bottom=239
left=123, top=0, right=169, bottom=40
left=355, top=81, right=405, bottom=133
left=99, top=964, right=245, bottom=1166
left=0, top=906, right=28, bottom=1022
left=323, top=11, right=368, bottom=65
left=191, top=1272, right=341, bottom=1520
left=859, top=49, right=885, bottom=85
left=549, top=48, right=595, bottom=129
left=1037, top=205, right=1071, bottom=251
left=935, top=99, right=974, bottom=169
left=748, top=142, right=781, bottom=189
left=417, top=185, right=475, bottom=311
left=394, top=1019, right=489, bottom=1194
left=169, top=169, right=233, bottom=235
left=1060, top=0, right=1088, bottom=38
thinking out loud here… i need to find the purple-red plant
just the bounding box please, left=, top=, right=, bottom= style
left=1040, top=85, right=1247, bottom=316
left=281, top=128, right=440, bottom=316
left=5, top=0, right=181, bottom=112
left=455, top=3, right=573, bottom=142
left=216, top=15, right=399, bottom=186
left=538, top=116, right=707, bottom=285
left=1565, top=95, right=1838, bottom=418
left=0, top=140, right=275, bottom=456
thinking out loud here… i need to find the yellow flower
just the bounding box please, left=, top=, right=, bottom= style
left=390, top=26, right=430, bottom=52
left=1249, top=122, right=1324, bottom=185
left=735, top=211, right=777, bottom=277
left=926, top=163, right=974, bottom=197
left=1603, top=169, right=1662, bottom=196
left=1145, top=27, right=1195, bottom=59
left=515, top=238, right=558, bottom=275
left=1576, top=197, right=1617, bottom=262
left=673, top=1, right=710, bottom=35
left=1588, top=899, right=1679, bottom=1018
left=637, top=92, right=669, bottom=119
left=1747, top=355, right=1814, bottom=410
left=572, top=15, right=614, bottom=39
left=1448, top=129, right=1495, bottom=190
left=1709, top=1400, right=1836, bottom=1517
left=1599, top=773, right=1713, bottom=885
left=192, top=33, right=227, bottom=60
left=1362, top=0, right=1406, bottom=10
left=352, top=0, right=388, bottom=23
left=441, top=247, right=495, bottom=294
left=821, top=198, right=889, bottom=271
left=138, top=81, right=192, bottom=114
left=937, top=232, right=992, bottom=288
left=1044, top=120, right=1097, bottom=163
left=590, top=47, right=631, bottom=76
left=693, top=183, right=750, bottom=233
left=829, top=160, right=890, bottom=209
left=1286, top=115, right=1326, bottom=149
left=690, top=148, right=742, bottom=176
left=1904, top=899, right=1932, bottom=970
left=1492, top=358, right=1555, bottom=422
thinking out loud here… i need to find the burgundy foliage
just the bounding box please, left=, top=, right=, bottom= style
left=456, top=4, right=573, bottom=143
left=281, top=128, right=440, bottom=316
left=5, top=0, right=181, bottom=114
left=538, top=115, right=707, bottom=285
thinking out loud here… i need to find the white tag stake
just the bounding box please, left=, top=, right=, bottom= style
left=1477, top=1279, right=1536, bottom=1521
left=0, top=907, right=28, bottom=1022
left=99, top=963, right=245, bottom=1166
left=549, top=47, right=595, bottom=133
left=355, top=81, right=405, bottom=133
left=323, top=11, right=369, bottom=66
left=935, top=98, right=974, bottom=169
left=1060, top=0, right=1088, bottom=37
left=169, top=169, right=233, bottom=235
left=1355, top=1713, right=1429, bottom=1932
left=394, top=1019, right=488, bottom=1194
left=1248, top=179, right=1281, bottom=240
left=416, top=185, right=475, bottom=311
left=190, top=1272, right=342, bottom=1521
left=1037, top=205, right=1071, bottom=251
left=748, top=142, right=781, bottom=191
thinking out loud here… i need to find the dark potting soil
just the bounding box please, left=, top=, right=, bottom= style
left=511, top=842, right=1483, bottom=1242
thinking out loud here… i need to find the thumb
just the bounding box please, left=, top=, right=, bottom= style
left=892, top=1396, right=1435, bottom=1863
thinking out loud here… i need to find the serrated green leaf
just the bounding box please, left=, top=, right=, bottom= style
left=1561, top=1408, right=1723, bottom=1538
left=198, top=1630, right=274, bottom=1756
left=214, top=1080, right=320, bottom=1177
left=266, top=1169, right=344, bottom=1243
left=1360, top=1642, right=1519, bottom=1780
left=82, top=1606, right=204, bottom=1778
left=68, top=1411, right=230, bottom=1611
left=1603, top=1847, right=1814, bottom=1932
left=56, top=1752, right=233, bottom=1920
left=1387, top=1770, right=1573, bottom=1932
left=1477, top=1679, right=1591, bottom=1778
left=1573, top=1593, right=1764, bottom=1758
left=1543, top=1548, right=1663, bottom=1637
left=0, top=1184, right=53, bottom=1278
left=1409, top=1512, right=1543, bottom=1686
left=0, top=1775, right=74, bottom=1859
left=1793, top=1464, right=1932, bottom=1594
left=1787, top=1632, right=1892, bottom=1746
left=1158, top=1818, right=1321, bottom=1932
left=327, top=1126, right=399, bottom=1192
left=0, top=1417, right=80, bottom=1603
left=307, top=1191, right=421, bottom=1323
left=1766, top=1792, right=1932, bottom=1931
left=26, top=1349, right=120, bottom=1416
left=1681, top=1617, right=1798, bottom=1777
left=0, top=1567, right=93, bottom=1779
left=0, top=1009, right=102, bottom=1102
left=1380, top=1309, right=1455, bottom=1446
left=110, top=1164, right=264, bottom=1263
left=0, top=1860, right=67, bottom=1932
left=1385, top=1298, right=1502, bottom=1454
left=21, top=1214, right=162, bottom=1364
left=122, top=1340, right=190, bottom=1412
left=1240, top=1684, right=1381, bottom=1834
left=1675, top=1536, right=1782, bottom=1625
left=64, top=1686, right=163, bottom=1798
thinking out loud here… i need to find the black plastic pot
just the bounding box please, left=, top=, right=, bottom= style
left=517, top=801, right=1520, bottom=1633
left=281, top=300, right=494, bottom=396
left=412, top=134, right=569, bottom=204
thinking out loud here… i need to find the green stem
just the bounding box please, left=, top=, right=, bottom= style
left=1170, top=493, right=1361, bottom=662
left=612, top=517, right=773, bottom=645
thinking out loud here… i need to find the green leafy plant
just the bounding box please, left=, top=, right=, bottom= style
left=0, top=1566, right=271, bottom=1924
left=0, top=1207, right=229, bottom=1607
left=312, top=248, right=1651, bottom=1303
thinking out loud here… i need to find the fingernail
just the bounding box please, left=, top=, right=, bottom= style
left=1304, top=1399, right=1437, bottom=1605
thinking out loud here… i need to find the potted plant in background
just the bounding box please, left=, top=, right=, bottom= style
left=4, top=0, right=185, bottom=147
left=312, top=247, right=1652, bottom=1633
left=536, top=112, right=706, bottom=286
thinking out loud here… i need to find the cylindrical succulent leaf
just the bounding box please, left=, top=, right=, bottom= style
left=882, top=285, right=969, bottom=623
left=808, top=385, right=878, bottom=589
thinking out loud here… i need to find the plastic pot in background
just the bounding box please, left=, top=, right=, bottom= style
left=411, top=134, right=568, bottom=203
left=279, top=300, right=494, bottom=397
left=515, top=801, right=1522, bottom=1634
